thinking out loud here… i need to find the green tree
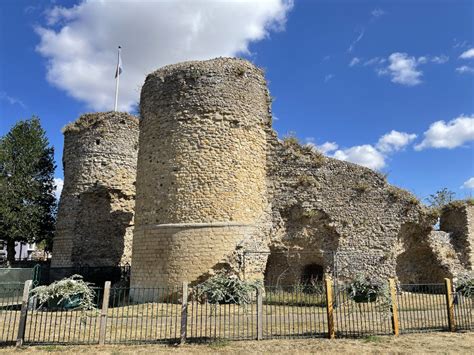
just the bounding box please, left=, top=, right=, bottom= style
left=0, top=117, right=56, bottom=263
left=425, top=188, right=456, bottom=211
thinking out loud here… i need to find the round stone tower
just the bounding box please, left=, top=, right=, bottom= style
left=52, top=112, right=139, bottom=268
left=131, top=58, right=272, bottom=289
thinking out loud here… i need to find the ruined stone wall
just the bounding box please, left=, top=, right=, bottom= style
left=131, top=58, right=271, bottom=289
left=440, top=202, right=474, bottom=270
left=263, top=134, right=454, bottom=284
left=52, top=112, right=139, bottom=267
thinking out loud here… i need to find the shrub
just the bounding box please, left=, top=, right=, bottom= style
left=346, top=274, right=390, bottom=307
left=194, top=273, right=261, bottom=305
left=31, top=275, right=97, bottom=311
left=456, top=273, right=473, bottom=298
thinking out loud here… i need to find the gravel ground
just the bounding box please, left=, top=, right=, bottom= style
left=1, top=331, right=473, bottom=354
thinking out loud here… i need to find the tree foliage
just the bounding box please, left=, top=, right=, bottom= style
left=0, top=117, right=56, bottom=262
left=425, top=188, right=456, bottom=211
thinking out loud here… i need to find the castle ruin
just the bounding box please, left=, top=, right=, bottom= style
left=52, top=58, right=474, bottom=289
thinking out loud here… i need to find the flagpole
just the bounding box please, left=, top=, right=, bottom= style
left=114, top=46, right=121, bottom=112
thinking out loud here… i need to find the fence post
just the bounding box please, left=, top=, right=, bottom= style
left=98, top=281, right=111, bottom=345
left=180, top=281, right=188, bottom=344
left=16, top=280, right=32, bottom=347
left=444, top=278, right=455, bottom=332
left=389, top=278, right=399, bottom=336
left=256, top=287, right=263, bottom=340
left=324, top=278, right=335, bottom=339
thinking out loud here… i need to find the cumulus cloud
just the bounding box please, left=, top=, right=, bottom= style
left=461, top=177, right=474, bottom=189
left=415, top=115, right=474, bottom=150
left=305, top=138, right=339, bottom=154
left=459, top=48, right=474, bottom=59
left=306, top=129, right=416, bottom=171
left=376, top=130, right=417, bottom=153
left=386, top=52, right=422, bottom=86
left=54, top=178, right=64, bottom=200
left=333, top=145, right=386, bottom=170
left=456, top=65, right=474, bottom=74
left=36, top=0, right=293, bottom=111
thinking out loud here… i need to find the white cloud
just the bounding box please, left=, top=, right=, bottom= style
left=371, top=8, right=386, bottom=18
left=456, top=65, right=474, bottom=74
left=431, top=55, right=449, bottom=64
left=376, top=130, right=417, bottom=153
left=364, top=57, right=385, bottom=66
left=333, top=145, right=386, bottom=170
left=415, top=115, right=474, bottom=150
left=386, top=52, right=422, bottom=86
left=324, top=74, right=334, bottom=82
left=0, top=92, right=26, bottom=109
left=36, top=0, right=293, bottom=111
left=349, top=57, right=360, bottom=67
left=461, top=177, right=474, bottom=189
left=310, top=129, right=416, bottom=171
left=459, top=48, right=474, bottom=59
left=54, top=178, right=64, bottom=200
left=347, top=29, right=365, bottom=53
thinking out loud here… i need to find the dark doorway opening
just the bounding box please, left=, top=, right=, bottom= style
left=301, top=263, right=324, bottom=285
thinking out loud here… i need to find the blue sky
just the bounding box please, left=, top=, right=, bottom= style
left=1, top=0, right=473, bottom=201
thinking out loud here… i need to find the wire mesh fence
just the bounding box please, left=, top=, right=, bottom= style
left=397, top=284, right=448, bottom=333
left=24, top=287, right=103, bottom=344
left=0, top=284, right=23, bottom=345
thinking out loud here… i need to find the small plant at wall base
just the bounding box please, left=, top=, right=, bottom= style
left=31, top=275, right=97, bottom=311
left=194, top=273, right=261, bottom=306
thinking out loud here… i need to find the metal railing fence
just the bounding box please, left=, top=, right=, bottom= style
left=0, top=284, right=23, bottom=345
left=397, top=284, right=448, bottom=333
left=333, top=282, right=392, bottom=337
left=105, top=286, right=181, bottom=344
left=0, top=278, right=472, bottom=346
left=262, top=285, right=327, bottom=339
left=24, top=287, right=103, bottom=345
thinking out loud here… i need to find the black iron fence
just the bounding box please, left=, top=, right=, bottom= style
left=0, top=278, right=472, bottom=346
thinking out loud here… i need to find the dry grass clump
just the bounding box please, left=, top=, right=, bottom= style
left=62, top=112, right=138, bottom=134
left=387, top=186, right=420, bottom=206
left=282, top=133, right=326, bottom=167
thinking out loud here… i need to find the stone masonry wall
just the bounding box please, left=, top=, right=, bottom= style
left=52, top=112, right=139, bottom=267
left=440, top=202, right=474, bottom=270
left=131, top=58, right=271, bottom=290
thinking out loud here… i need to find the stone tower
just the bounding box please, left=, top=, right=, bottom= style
left=131, top=58, right=272, bottom=289
left=52, top=112, right=139, bottom=268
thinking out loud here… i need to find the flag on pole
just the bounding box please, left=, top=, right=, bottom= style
left=115, top=46, right=123, bottom=78
left=114, top=46, right=122, bottom=111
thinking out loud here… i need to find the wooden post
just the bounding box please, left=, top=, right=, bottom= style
left=98, top=281, right=111, bottom=345
left=389, top=278, right=399, bottom=336
left=16, top=280, right=32, bottom=347
left=444, top=278, right=455, bottom=332
left=325, top=278, right=335, bottom=339
left=180, top=281, right=188, bottom=344
left=256, top=287, right=263, bottom=340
